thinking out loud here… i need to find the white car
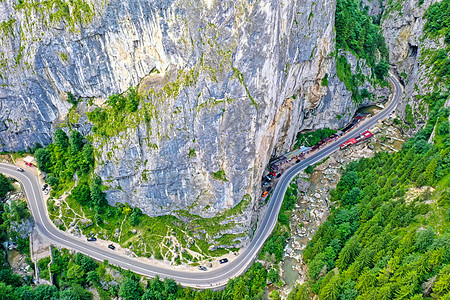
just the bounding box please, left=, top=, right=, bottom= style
left=16, top=167, right=24, bottom=172
left=44, top=189, right=49, bottom=195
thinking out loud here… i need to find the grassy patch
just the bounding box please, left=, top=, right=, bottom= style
left=295, top=128, right=337, bottom=148
left=211, top=169, right=228, bottom=181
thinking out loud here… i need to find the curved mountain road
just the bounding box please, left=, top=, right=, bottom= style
left=0, top=74, right=402, bottom=288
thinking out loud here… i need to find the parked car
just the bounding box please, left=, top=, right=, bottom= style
left=219, top=258, right=228, bottom=264
left=87, top=237, right=97, bottom=242
left=108, top=244, right=115, bottom=250
left=197, top=266, right=207, bottom=271
left=42, top=184, right=48, bottom=191
left=261, top=191, right=269, bottom=197
left=267, top=186, right=272, bottom=192
left=16, top=167, right=24, bottom=172
left=262, top=182, right=268, bottom=187
left=276, top=174, right=281, bottom=178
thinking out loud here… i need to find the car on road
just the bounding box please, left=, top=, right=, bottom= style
left=108, top=244, right=115, bottom=250
left=197, top=266, right=207, bottom=271
left=87, top=237, right=97, bottom=242
left=219, top=258, right=228, bottom=264
left=16, top=167, right=24, bottom=172
left=42, top=184, right=48, bottom=191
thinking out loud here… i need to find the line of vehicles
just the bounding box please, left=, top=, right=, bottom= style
left=261, top=171, right=279, bottom=197
left=85, top=235, right=229, bottom=270
left=261, top=113, right=374, bottom=199
left=339, top=130, right=374, bottom=149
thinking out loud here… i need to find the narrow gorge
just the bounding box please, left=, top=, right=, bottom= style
left=1, top=0, right=388, bottom=245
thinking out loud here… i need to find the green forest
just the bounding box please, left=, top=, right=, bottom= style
left=423, top=0, right=450, bottom=87
left=335, top=0, right=389, bottom=69
left=0, top=171, right=281, bottom=299
left=0, top=0, right=448, bottom=298
left=288, top=82, right=450, bottom=300
left=287, top=3, right=450, bottom=297
left=334, top=0, right=390, bottom=103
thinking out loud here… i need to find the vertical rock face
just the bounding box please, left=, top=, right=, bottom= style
left=0, top=0, right=381, bottom=235
left=381, top=0, right=443, bottom=131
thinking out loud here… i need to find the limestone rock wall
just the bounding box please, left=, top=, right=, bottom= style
left=381, top=0, right=443, bottom=132
left=0, top=0, right=384, bottom=237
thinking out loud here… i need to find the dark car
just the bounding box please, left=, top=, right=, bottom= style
left=87, top=237, right=97, bottom=242
left=276, top=174, right=281, bottom=178
left=198, top=266, right=207, bottom=271
left=219, top=258, right=228, bottom=264
left=42, top=184, right=48, bottom=191
left=108, top=244, right=115, bottom=250
left=267, top=186, right=272, bottom=192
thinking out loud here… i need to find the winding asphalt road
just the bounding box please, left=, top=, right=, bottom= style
left=0, top=74, right=402, bottom=288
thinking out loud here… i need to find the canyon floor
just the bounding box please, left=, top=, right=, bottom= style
left=279, top=111, right=407, bottom=297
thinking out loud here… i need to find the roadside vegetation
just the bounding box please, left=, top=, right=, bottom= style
left=0, top=166, right=299, bottom=299
left=0, top=175, right=32, bottom=257
left=295, top=128, right=337, bottom=148
left=259, top=181, right=298, bottom=265
left=0, top=174, right=285, bottom=299
left=288, top=96, right=450, bottom=299
left=33, top=129, right=247, bottom=263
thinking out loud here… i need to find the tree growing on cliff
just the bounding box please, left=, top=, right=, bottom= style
left=90, top=176, right=107, bottom=208
left=53, top=129, right=69, bottom=150
left=69, top=130, right=84, bottom=154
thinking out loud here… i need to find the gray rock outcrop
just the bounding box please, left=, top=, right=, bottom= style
left=381, top=0, right=444, bottom=132
left=0, top=0, right=386, bottom=241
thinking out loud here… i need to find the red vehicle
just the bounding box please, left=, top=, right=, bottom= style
left=261, top=191, right=269, bottom=197
left=340, top=138, right=358, bottom=149
left=359, top=130, right=373, bottom=140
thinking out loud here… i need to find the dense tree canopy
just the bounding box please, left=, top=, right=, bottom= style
left=335, top=0, right=389, bottom=69
left=0, top=173, right=13, bottom=199
left=290, top=103, right=450, bottom=299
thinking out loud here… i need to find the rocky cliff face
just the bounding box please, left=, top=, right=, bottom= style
left=381, top=0, right=444, bottom=131
left=1, top=0, right=384, bottom=238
